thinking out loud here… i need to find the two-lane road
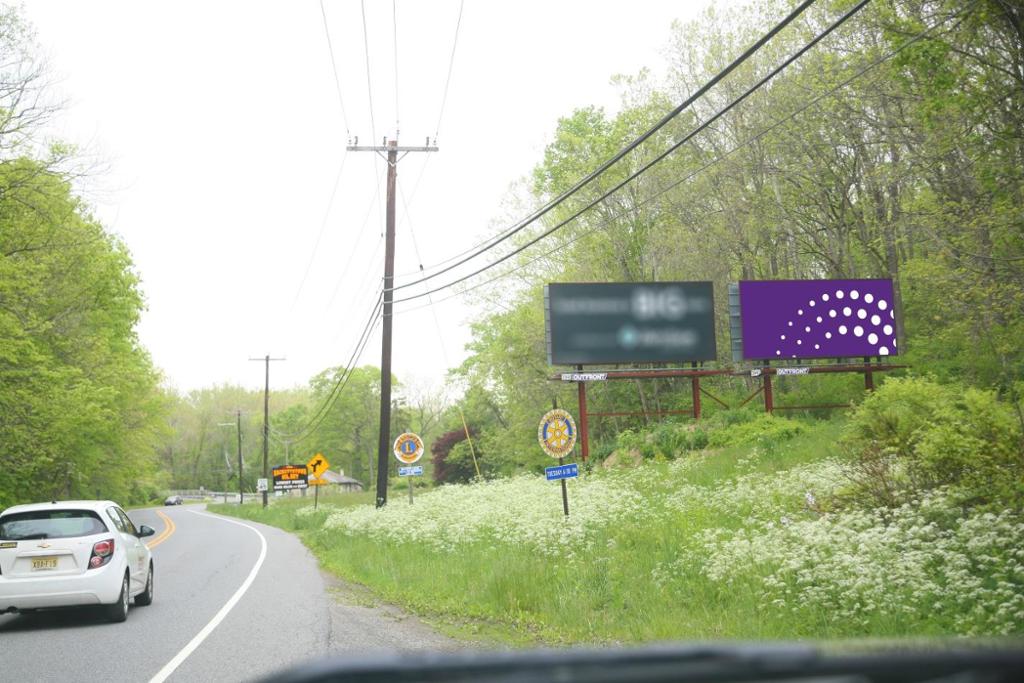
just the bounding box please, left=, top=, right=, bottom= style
left=1, top=504, right=460, bottom=682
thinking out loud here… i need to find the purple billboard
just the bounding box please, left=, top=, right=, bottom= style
left=739, top=279, right=898, bottom=360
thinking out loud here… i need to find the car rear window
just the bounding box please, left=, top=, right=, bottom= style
left=0, top=509, right=110, bottom=540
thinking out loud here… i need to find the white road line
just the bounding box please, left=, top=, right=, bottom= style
left=148, top=511, right=268, bottom=683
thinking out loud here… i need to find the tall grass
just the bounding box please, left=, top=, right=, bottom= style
left=214, top=419, right=1024, bottom=644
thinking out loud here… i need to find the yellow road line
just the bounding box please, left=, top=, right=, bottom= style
left=147, top=510, right=176, bottom=549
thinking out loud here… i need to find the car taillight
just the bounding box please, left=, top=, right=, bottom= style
left=89, top=538, right=115, bottom=569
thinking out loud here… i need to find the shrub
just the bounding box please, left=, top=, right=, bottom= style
left=842, top=377, right=1024, bottom=510
left=589, top=438, right=617, bottom=462
left=706, top=414, right=805, bottom=451
left=703, top=406, right=761, bottom=428
left=844, top=376, right=951, bottom=460
left=431, top=428, right=482, bottom=484
left=915, top=388, right=1024, bottom=510
left=606, top=411, right=801, bottom=464
left=649, top=421, right=709, bottom=457
left=610, top=422, right=709, bottom=463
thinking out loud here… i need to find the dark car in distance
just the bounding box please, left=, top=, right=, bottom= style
left=163, top=495, right=183, bottom=506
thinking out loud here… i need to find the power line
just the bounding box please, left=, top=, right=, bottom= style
left=433, top=0, right=464, bottom=140
left=281, top=179, right=389, bottom=441
left=273, top=279, right=385, bottom=443
left=319, top=0, right=351, bottom=135
left=387, top=0, right=870, bottom=306
left=397, top=175, right=481, bottom=478
left=361, top=0, right=379, bottom=143
left=289, top=309, right=382, bottom=444
left=386, top=0, right=820, bottom=294
left=324, top=167, right=385, bottom=311
left=273, top=294, right=384, bottom=444
left=329, top=234, right=384, bottom=335
left=329, top=250, right=384, bottom=347
left=273, top=152, right=427, bottom=448
left=289, top=152, right=348, bottom=312
left=390, top=0, right=967, bottom=316
left=393, top=0, right=400, bottom=137
left=360, top=0, right=385, bottom=232
left=389, top=0, right=466, bottom=278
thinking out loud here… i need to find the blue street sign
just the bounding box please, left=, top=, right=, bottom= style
left=545, top=463, right=579, bottom=481
left=399, top=466, right=423, bottom=477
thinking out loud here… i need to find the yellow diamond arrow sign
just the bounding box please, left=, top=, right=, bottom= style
left=306, top=453, right=329, bottom=480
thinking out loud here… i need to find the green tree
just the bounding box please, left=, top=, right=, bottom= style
left=0, top=160, right=166, bottom=506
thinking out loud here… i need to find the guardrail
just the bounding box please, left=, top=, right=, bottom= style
left=166, top=490, right=260, bottom=504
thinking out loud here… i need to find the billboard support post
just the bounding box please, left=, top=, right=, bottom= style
left=691, top=362, right=701, bottom=420
left=864, top=356, right=875, bottom=391
left=576, top=365, right=590, bottom=462
left=763, top=370, right=774, bottom=413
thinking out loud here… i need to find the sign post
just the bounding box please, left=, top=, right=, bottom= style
left=538, top=408, right=578, bottom=516
left=393, top=433, right=424, bottom=505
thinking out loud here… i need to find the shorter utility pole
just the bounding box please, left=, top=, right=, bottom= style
left=250, top=354, right=285, bottom=508
left=236, top=409, right=243, bottom=503
left=218, top=410, right=246, bottom=504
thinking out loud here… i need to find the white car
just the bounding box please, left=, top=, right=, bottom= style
left=0, top=500, right=155, bottom=622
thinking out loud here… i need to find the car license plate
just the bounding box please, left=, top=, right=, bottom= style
left=31, top=557, right=58, bottom=570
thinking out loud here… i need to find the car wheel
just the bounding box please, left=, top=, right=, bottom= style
left=103, top=573, right=130, bottom=623
left=135, top=562, right=154, bottom=606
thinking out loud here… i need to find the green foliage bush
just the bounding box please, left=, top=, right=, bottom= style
left=842, top=377, right=1024, bottom=510
left=706, top=414, right=805, bottom=451
left=444, top=439, right=485, bottom=482
left=775, top=372, right=870, bottom=418
left=431, top=428, right=485, bottom=484
left=613, top=421, right=708, bottom=462
left=606, top=410, right=808, bottom=464
left=702, top=405, right=762, bottom=428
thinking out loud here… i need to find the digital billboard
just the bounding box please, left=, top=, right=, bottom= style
left=544, top=282, right=717, bottom=365
left=738, top=279, right=898, bottom=360
left=272, top=464, right=308, bottom=491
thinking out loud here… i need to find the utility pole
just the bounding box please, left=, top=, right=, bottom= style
left=347, top=137, right=437, bottom=508
left=236, top=409, right=243, bottom=504
left=249, top=354, right=285, bottom=507
left=218, top=410, right=246, bottom=504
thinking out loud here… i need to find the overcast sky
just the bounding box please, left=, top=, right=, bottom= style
left=21, top=0, right=710, bottom=393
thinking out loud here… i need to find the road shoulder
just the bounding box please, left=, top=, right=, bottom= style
left=319, top=567, right=476, bottom=653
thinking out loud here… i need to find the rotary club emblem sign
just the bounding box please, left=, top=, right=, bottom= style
left=538, top=409, right=577, bottom=458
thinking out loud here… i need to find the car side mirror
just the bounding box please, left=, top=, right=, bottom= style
left=138, top=525, right=156, bottom=538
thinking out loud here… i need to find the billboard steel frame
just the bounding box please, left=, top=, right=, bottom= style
left=554, top=366, right=733, bottom=461
left=554, top=361, right=909, bottom=461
